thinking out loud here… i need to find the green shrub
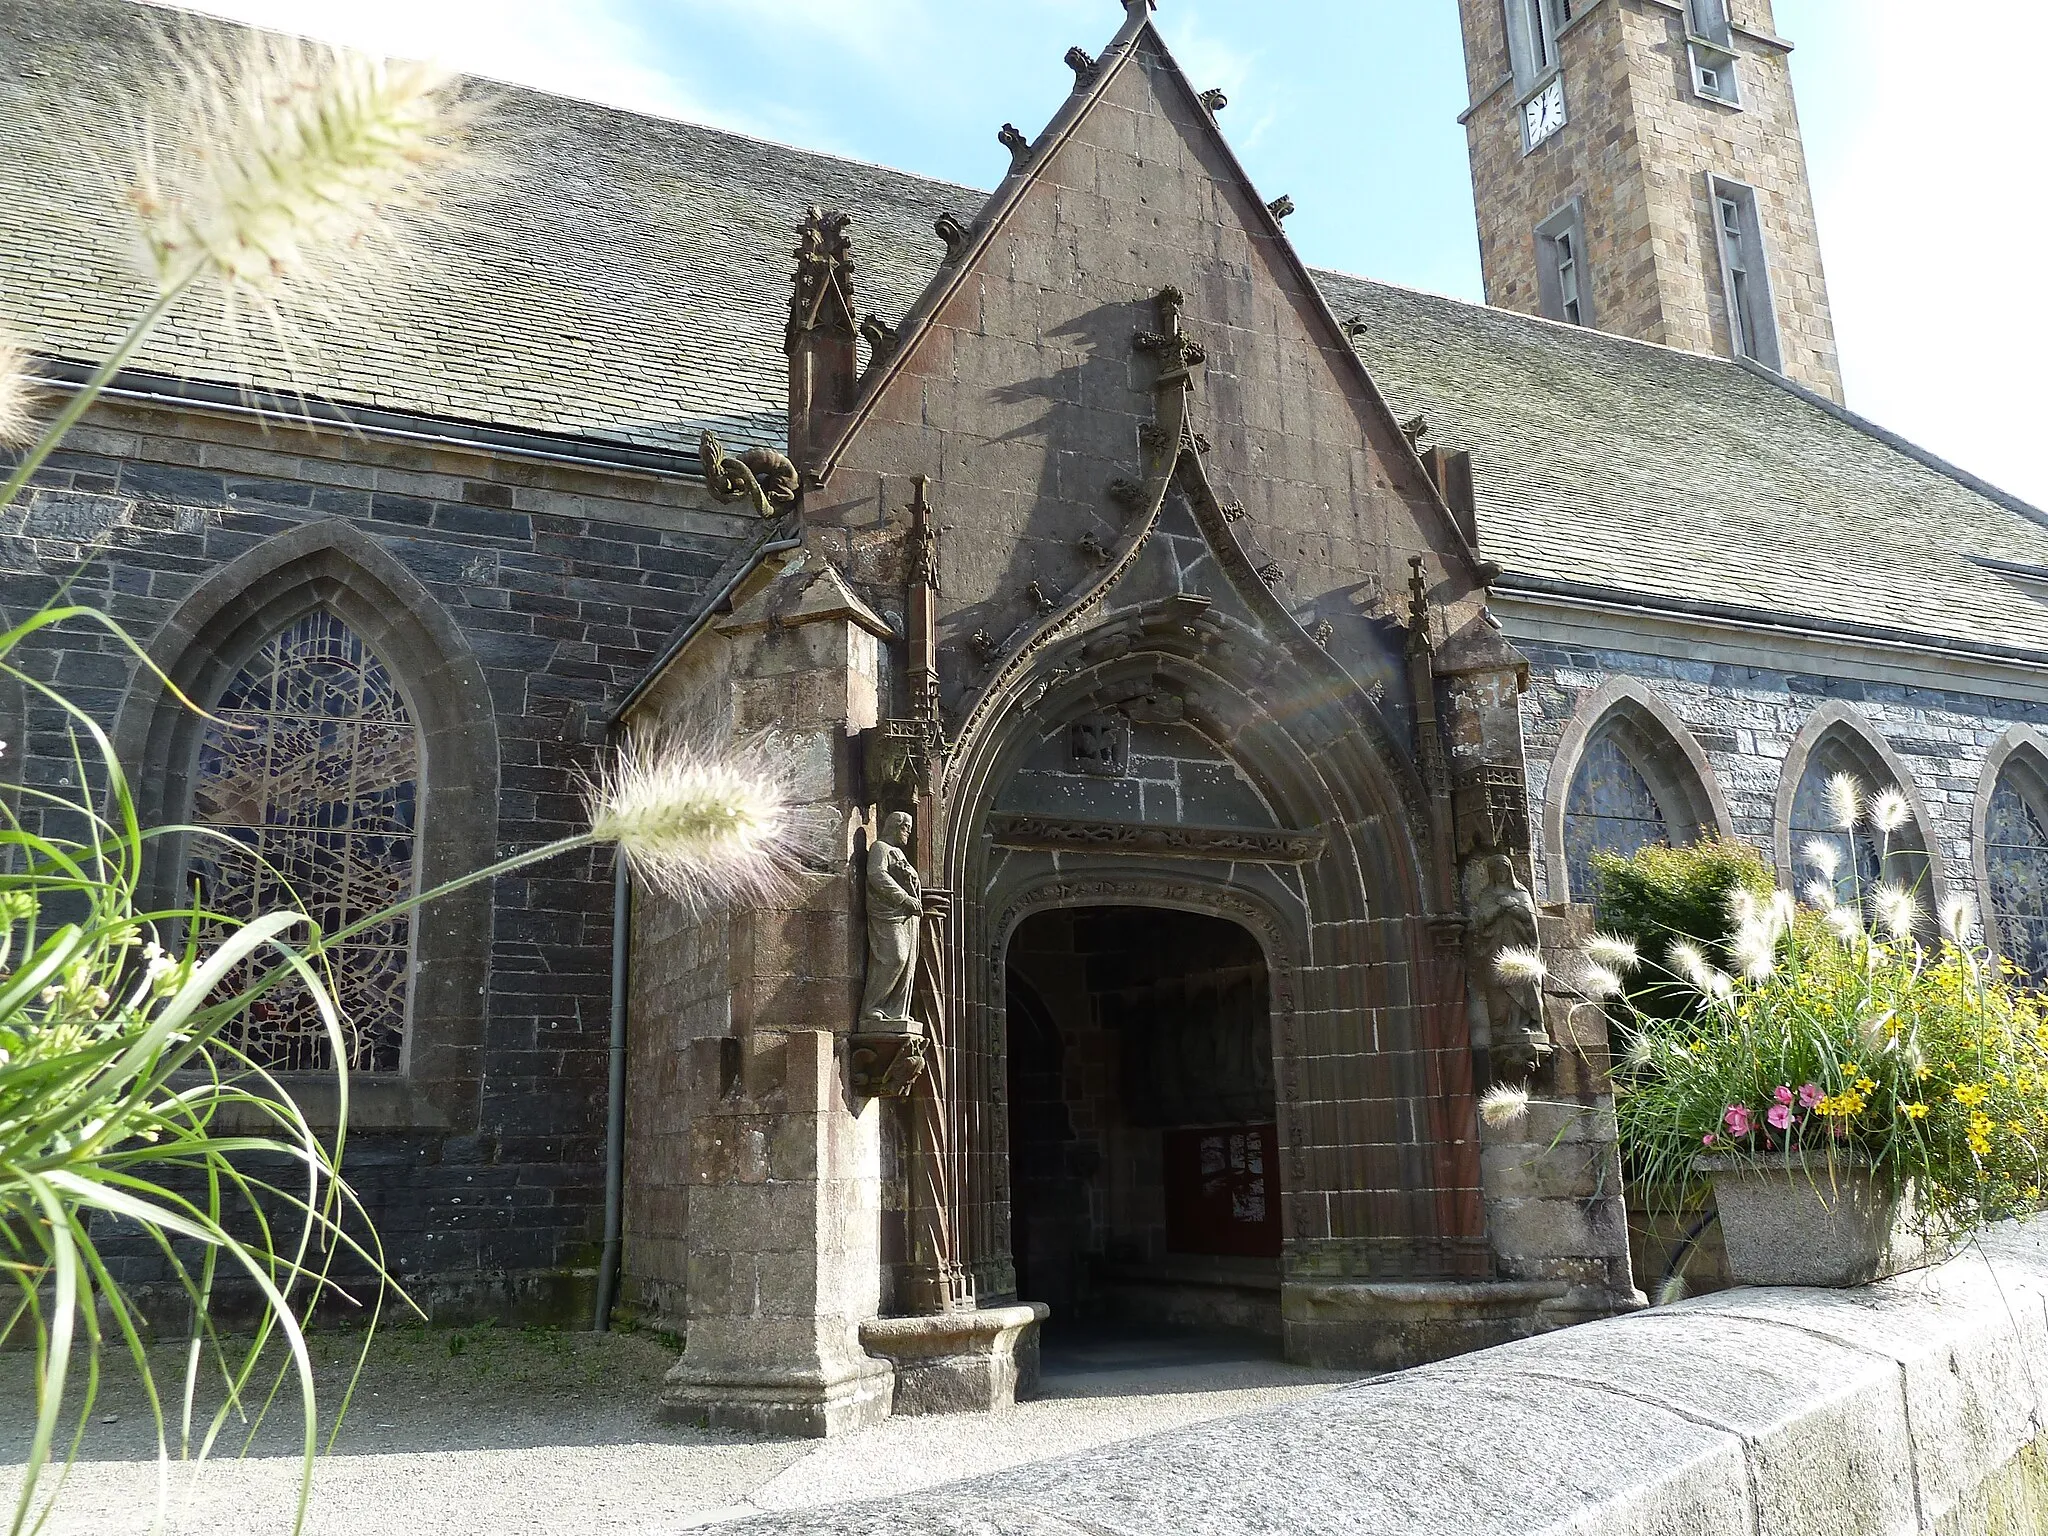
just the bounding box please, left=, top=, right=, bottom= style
left=1593, top=838, right=1777, bottom=1020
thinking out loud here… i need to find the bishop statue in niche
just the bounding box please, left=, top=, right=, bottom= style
left=860, top=810, right=922, bottom=1030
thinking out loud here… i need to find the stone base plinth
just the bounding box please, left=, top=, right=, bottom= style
left=659, top=1356, right=895, bottom=1439
left=859, top=1304, right=1050, bottom=1415
left=1282, top=1278, right=1641, bottom=1371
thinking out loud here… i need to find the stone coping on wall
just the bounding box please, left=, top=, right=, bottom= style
left=716, top=1221, right=2048, bottom=1534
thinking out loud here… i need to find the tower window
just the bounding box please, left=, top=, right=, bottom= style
left=1687, top=0, right=1733, bottom=46
left=1505, top=0, right=1574, bottom=92
left=1686, top=0, right=1741, bottom=103
left=1709, top=177, right=1782, bottom=371
left=1535, top=200, right=1593, bottom=327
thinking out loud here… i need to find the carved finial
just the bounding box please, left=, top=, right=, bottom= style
left=934, top=212, right=970, bottom=263
left=1266, top=195, right=1295, bottom=222
left=1065, top=46, right=1097, bottom=81
left=999, top=123, right=1031, bottom=168
left=860, top=313, right=899, bottom=372
left=1199, top=88, right=1228, bottom=112
left=1341, top=316, right=1369, bottom=340
left=1026, top=579, right=1058, bottom=614
left=1399, top=413, right=1428, bottom=449
left=787, top=207, right=856, bottom=353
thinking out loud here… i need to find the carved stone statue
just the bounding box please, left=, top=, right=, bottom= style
left=1466, top=852, right=1552, bottom=1079
left=860, top=811, right=922, bottom=1030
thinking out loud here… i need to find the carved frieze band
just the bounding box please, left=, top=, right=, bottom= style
left=986, top=812, right=1326, bottom=865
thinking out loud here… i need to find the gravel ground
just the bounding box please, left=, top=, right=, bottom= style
left=0, top=1322, right=1361, bottom=1534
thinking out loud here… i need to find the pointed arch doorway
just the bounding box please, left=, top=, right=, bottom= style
left=1005, top=904, right=1283, bottom=1341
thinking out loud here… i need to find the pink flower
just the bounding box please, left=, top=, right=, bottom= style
left=1799, top=1083, right=1822, bottom=1109
left=1702, top=1133, right=1718, bottom=1147
left=1767, top=1103, right=1794, bottom=1132
left=1724, top=1104, right=1753, bottom=1137
left=1773, top=1085, right=1795, bottom=1107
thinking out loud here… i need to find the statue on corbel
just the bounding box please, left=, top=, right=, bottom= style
left=850, top=809, right=929, bottom=1097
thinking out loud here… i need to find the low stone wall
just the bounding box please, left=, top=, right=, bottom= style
left=719, top=1221, right=2048, bottom=1534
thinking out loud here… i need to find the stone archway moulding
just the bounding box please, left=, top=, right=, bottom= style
left=111, top=517, right=500, bottom=1130
left=1541, top=676, right=1736, bottom=904
left=1771, top=700, right=1947, bottom=904
left=1970, top=723, right=2048, bottom=968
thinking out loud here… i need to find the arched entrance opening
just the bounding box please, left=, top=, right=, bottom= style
left=1005, top=905, right=1281, bottom=1342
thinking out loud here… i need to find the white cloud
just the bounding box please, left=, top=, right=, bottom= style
left=1818, top=0, right=2048, bottom=508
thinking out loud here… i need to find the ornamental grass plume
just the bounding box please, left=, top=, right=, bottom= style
left=1579, top=962, right=1625, bottom=1000
left=2, top=30, right=485, bottom=513
left=1666, top=938, right=1712, bottom=990
left=0, top=330, right=37, bottom=447
left=1584, top=932, right=1641, bottom=973
left=1826, top=771, right=1863, bottom=831
left=1942, top=894, right=1978, bottom=945
left=1875, top=884, right=1921, bottom=942
left=130, top=33, right=471, bottom=311
left=585, top=731, right=800, bottom=912
left=1493, top=945, right=1548, bottom=985
left=1869, top=786, right=1911, bottom=836
left=1803, top=836, right=1841, bottom=881
left=1479, top=1083, right=1531, bottom=1128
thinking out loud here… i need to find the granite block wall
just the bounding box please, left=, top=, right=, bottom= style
left=1519, top=635, right=2048, bottom=916
left=2, top=396, right=751, bottom=1319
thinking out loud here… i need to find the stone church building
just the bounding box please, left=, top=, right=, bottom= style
left=5, top=0, right=2047, bottom=1434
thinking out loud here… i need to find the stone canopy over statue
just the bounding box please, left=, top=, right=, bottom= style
left=860, top=810, right=923, bottom=1031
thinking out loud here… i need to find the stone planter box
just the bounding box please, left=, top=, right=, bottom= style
left=1699, top=1156, right=1947, bottom=1287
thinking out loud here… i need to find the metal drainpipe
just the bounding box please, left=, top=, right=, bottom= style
left=591, top=853, right=631, bottom=1331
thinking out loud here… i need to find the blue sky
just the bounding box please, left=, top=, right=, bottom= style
left=176, top=0, right=2046, bottom=509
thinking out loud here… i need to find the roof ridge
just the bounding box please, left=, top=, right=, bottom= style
left=1735, top=358, right=2048, bottom=531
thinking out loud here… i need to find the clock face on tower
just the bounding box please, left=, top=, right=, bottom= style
left=1522, top=77, right=1567, bottom=153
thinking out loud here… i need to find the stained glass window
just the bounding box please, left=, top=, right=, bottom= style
left=1987, top=766, right=2048, bottom=983
left=188, top=610, right=419, bottom=1072
left=1564, top=731, right=1670, bottom=901
left=1788, top=739, right=1927, bottom=911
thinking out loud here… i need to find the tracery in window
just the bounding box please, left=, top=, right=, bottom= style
left=1563, top=731, right=1670, bottom=902
left=189, top=610, right=419, bottom=1072
left=1986, top=758, right=2048, bottom=983
left=1787, top=733, right=1929, bottom=911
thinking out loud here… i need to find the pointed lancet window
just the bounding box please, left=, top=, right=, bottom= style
left=188, top=610, right=420, bottom=1072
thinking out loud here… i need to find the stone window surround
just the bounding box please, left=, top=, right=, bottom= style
left=1542, top=677, right=1735, bottom=904
left=111, top=518, right=500, bottom=1132
left=1971, top=724, right=2048, bottom=973
left=1707, top=173, right=1785, bottom=373
left=1770, top=701, right=1948, bottom=907
left=1534, top=198, right=1595, bottom=328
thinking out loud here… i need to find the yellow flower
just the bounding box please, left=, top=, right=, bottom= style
left=1900, top=1102, right=1930, bottom=1121
left=1955, top=1083, right=1991, bottom=1109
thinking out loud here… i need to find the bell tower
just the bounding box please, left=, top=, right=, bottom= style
left=1456, top=0, right=1843, bottom=401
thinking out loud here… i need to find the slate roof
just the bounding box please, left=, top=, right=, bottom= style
left=4, top=0, right=2045, bottom=660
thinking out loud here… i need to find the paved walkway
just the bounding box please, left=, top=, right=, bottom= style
left=1, top=1322, right=1361, bottom=1534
